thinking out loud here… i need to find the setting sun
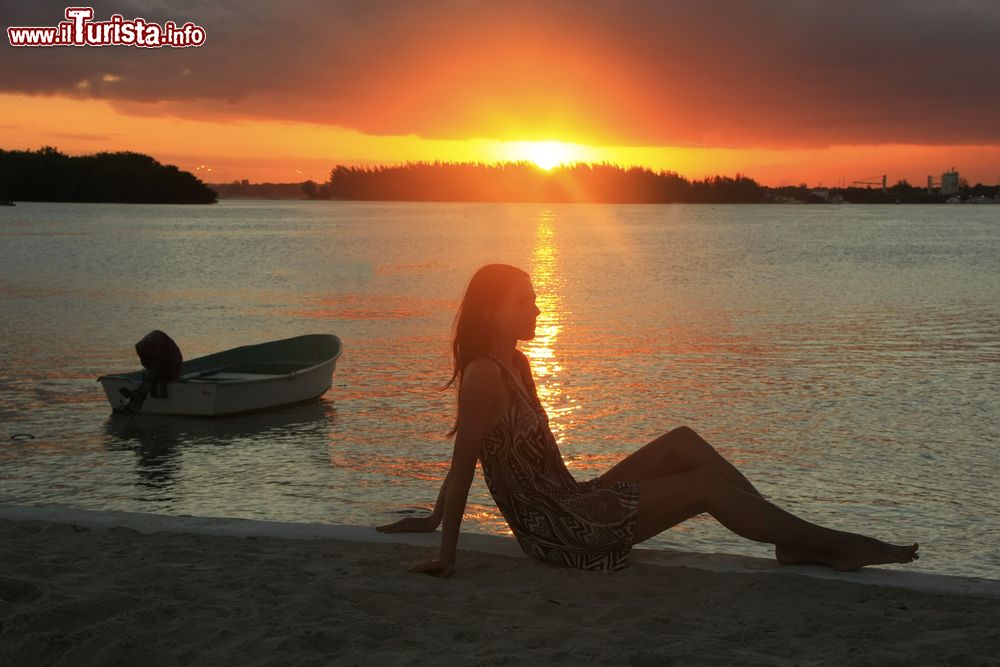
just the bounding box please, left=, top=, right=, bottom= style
left=528, top=142, right=571, bottom=170
left=495, top=140, right=598, bottom=171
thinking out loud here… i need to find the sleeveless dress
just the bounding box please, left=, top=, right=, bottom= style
left=479, top=352, right=641, bottom=571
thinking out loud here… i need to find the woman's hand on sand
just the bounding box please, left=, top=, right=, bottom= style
left=375, top=515, right=440, bottom=533
left=408, top=558, right=456, bottom=578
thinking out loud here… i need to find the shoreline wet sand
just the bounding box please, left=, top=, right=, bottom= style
left=2, top=507, right=998, bottom=665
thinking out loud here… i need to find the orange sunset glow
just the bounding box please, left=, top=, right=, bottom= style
left=2, top=2, right=999, bottom=186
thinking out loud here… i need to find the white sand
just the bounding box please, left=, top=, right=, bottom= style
left=2, top=505, right=998, bottom=666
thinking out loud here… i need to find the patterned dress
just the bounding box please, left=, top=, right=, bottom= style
left=479, top=352, right=641, bottom=571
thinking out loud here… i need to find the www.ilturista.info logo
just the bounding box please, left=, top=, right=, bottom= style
left=7, top=6, right=206, bottom=48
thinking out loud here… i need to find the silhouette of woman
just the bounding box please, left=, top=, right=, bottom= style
left=376, top=263, right=919, bottom=577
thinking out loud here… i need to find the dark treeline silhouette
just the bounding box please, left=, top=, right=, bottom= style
left=303, top=161, right=764, bottom=203
left=767, top=178, right=1000, bottom=204
left=0, top=147, right=217, bottom=203
left=836, top=186, right=944, bottom=204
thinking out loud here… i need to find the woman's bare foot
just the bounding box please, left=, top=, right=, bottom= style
left=776, top=539, right=919, bottom=571
left=829, top=537, right=919, bottom=571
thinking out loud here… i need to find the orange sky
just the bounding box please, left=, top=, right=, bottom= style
left=2, top=1, right=999, bottom=186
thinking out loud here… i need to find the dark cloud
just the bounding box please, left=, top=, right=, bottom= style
left=3, top=0, right=999, bottom=148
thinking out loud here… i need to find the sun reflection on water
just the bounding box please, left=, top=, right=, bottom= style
left=519, top=209, right=583, bottom=468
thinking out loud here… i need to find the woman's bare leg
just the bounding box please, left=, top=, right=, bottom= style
left=598, top=426, right=764, bottom=497
left=598, top=426, right=902, bottom=567
left=630, top=466, right=919, bottom=571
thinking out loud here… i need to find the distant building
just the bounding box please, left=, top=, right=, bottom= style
left=941, top=168, right=960, bottom=195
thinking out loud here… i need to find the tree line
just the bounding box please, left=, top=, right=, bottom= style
left=302, top=161, right=764, bottom=203
left=0, top=147, right=217, bottom=204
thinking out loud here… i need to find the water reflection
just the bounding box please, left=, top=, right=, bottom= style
left=520, top=209, right=578, bottom=461
left=103, top=400, right=336, bottom=490
left=4, top=202, right=997, bottom=578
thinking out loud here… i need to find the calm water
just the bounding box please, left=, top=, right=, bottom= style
left=1, top=200, right=997, bottom=579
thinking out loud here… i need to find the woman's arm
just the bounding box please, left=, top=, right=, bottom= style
left=409, top=359, right=497, bottom=575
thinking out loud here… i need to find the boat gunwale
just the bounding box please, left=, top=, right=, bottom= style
left=97, top=334, right=343, bottom=387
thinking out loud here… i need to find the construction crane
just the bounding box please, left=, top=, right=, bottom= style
left=851, top=175, right=887, bottom=193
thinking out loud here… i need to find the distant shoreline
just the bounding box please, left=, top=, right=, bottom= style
left=208, top=192, right=997, bottom=205
left=6, top=195, right=997, bottom=205
left=4, top=147, right=998, bottom=205
left=210, top=161, right=1000, bottom=204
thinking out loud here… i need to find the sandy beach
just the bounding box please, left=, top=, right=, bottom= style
left=1, top=506, right=998, bottom=666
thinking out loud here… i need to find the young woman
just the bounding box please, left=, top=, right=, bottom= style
left=376, top=263, right=919, bottom=578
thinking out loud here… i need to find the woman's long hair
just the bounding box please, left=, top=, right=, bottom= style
left=442, top=263, right=530, bottom=438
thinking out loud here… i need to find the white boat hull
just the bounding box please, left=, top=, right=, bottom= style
left=98, top=334, right=341, bottom=417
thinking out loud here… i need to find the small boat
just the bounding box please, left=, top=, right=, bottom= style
left=98, top=334, right=342, bottom=417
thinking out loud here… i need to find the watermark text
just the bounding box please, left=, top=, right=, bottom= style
left=7, top=7, right=206, bottom=48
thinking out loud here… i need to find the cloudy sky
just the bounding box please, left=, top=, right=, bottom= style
left=2, top=0, right=998, bottom=185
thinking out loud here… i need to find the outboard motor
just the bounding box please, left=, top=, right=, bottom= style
left=119, top=330, right=183, bottom=414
